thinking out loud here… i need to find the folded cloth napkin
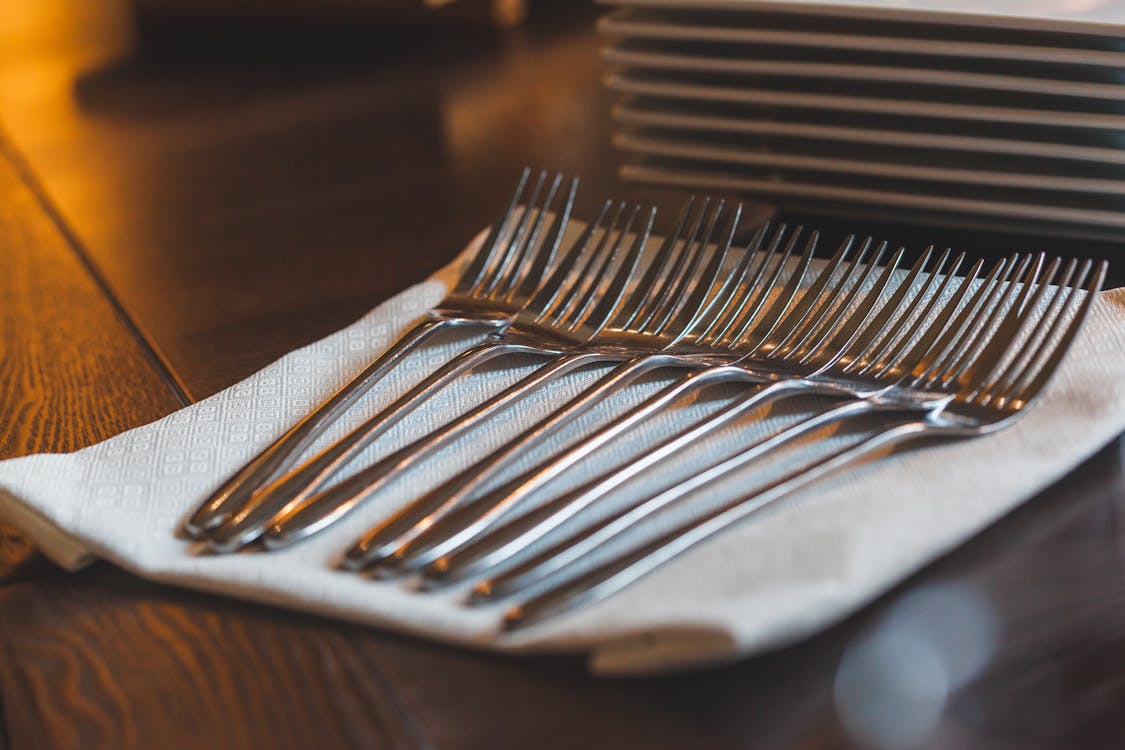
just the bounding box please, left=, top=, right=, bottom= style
left=3, top=231, right=1125, bottom=676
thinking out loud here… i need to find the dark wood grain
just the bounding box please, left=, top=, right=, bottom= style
left=0, top=143, right=184, bottom=456
left=3, top=0, right=1125, bottom=748
left=0, top=568, right=426, bottom=750
left=0, top=138, right=183, bottom=581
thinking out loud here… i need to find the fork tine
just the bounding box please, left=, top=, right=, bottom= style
left=526, top=199, right=609, bottom=320
left=824, top=245, right=926, bottom=368
left=576, top=208, right=658, bottom=335
left=937, top=254, right=1046, bottom=389
left=684, top=220, right=774, bottom=344
left=631, top=198, right=712, bottom=332
left=562, top=204, right=645, bottom=331
left=794, top=243, right=901, bottom=366
left=944, top=254, right=1056, bottom=394
left=544, top=202, right=628, bottom=326
left=479, top=170, right=550, bottom=297
left=497, top=173, right=568, bottom=300
left=508, top=176, right=578, bottom=304
left=456, top=167, right=531, bottom=294
left=877, top=254, right=982, bottom=381
left=907, top=255, right=1013, bottom=387
left=843, top=247, right=943, bottom=375
left=697, top=223, right=786, bottom=344
left=846, top=250, right=954, bottom=377
left=995, top=260, right=1103, bottom=410
left=916, top=255, right=1027, bottom=389
left=769, top=237, right=873, bottom=359
left=738, top=234, right=850, bottom=355
left=974, top=257, right=1074, bottom=404
left=613, top=198, right=695, bottom=331
left=927, top=251, right=1030, bottom=384
left=725, top=230, right=817, bottom=350
left=652, top=203, right=742, bottom=338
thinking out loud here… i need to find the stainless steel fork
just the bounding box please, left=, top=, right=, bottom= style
left=183, top=168, right=576, bottom=538
left=466, top=251, right=1022, bottom=602
left=341, top=233, right=894, bottom=574
left=251, top=200, right=762, bottom=551
left=417, top=245, right=969, bottom=587
left=492, top=256, right=1104, bottom=629
left=203, top=195, right=657, bottom=552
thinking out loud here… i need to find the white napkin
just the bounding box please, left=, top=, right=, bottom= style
left=2, top=232, right=1124, bottom=676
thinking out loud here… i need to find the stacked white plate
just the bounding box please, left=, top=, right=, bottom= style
left=598, top=0, right=1125, bottom=239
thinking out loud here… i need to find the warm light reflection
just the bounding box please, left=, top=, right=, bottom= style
left=0, top=0, right=135, bottom=188
left=0, top=0, right=134, bottom=72
left=0, top=0, right=136, bottom=274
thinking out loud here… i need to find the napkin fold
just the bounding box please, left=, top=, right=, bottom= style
left=3, top=233, right=1125, bottom=675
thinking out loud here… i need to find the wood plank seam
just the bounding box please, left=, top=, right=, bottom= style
left=0, top=642, right=13, bottom=750
left=0, top=127, right=193, bottom=408
left=346, top=634, right=436, bottom=750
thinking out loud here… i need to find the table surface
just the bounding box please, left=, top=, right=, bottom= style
left=4, top=1, right=1125, bottom=748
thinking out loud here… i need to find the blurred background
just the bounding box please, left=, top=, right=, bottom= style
left=0, top=0, right=663, bottom=402
left=2, top=0, right=1121, bottom=405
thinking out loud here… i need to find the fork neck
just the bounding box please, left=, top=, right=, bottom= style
left=427, top=306, right=515, bottom=326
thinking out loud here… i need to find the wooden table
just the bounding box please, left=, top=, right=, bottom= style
left=3, top=2, right=1125, bottom=747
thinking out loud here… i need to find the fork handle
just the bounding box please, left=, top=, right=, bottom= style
left=259, top=350, right=613, bottom=550
left=204, top=337, right=537, bottom=552
left=341, top=353, right=687, bottom=571
left=504, top=415, right=932, bottom=630
left=480, top=397, right=879, bottom=600
left=181, top=315, right=454, bottom=538
left=426, top=377, right=822, bottom=585
left=380, top=363, right=760, bottom=573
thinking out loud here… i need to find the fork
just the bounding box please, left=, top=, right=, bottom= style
left=246, top=200, right=768, bottom=551
left=492, top=256, right=1104, bottom=629
left=463, top=251, right=1023, bottom=600
left=416, top=244, right=969, bottom=587
left=340, top=232, right=895, bottom=573
left=203, top=194, right=657, bottom=552
left=183, top=168, right=576, bottom=538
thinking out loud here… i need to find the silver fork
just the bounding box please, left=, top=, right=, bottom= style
left=203, top=195, right=656, bottom=552
left=492, top=256, right=1104, bottom=630
left=417, top=244, right=968, bottom=588
left=467, top=251, right=1018, bottom=602
left=183, top=168, right=575, bottom=538
left=342, top=232, right=894, bottom=574
left=250, top=200, right=766, bottom=551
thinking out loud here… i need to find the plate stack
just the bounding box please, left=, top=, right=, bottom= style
left=598, top=0, right=1125, bottom=239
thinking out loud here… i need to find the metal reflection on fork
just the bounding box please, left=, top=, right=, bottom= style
left=204, top=192, right=657, bottom=552
left=492, top=256, right=1105, bottom=630
left=445, top=249, right=994, bottom=596
left=415, top=244, right=968, bottom=588
left=256, top=198, right=762, bottom=551
left=344, top=231, right=896, bottom=575
left=182, top=167, right=577, bottom=538
left=330, top=220, right=822, bottom=571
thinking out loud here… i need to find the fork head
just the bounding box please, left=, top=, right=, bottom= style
left=696, top=233, right=883, bottom=374
left=597, top=205, right=820, bottom=360
left=503, top=197, right=658, bottom=347
left=589, top=198, right=752, bottom=352
left=512, top=195, right=766, bottom=352
left=941, top=255, right=1104, bottom=425
left=865, top=252, right=1104, bottom=426
left=443, top=168, right=578, bottom=316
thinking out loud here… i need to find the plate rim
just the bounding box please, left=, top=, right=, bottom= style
left=600, top=0, right=1125, bottom=39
